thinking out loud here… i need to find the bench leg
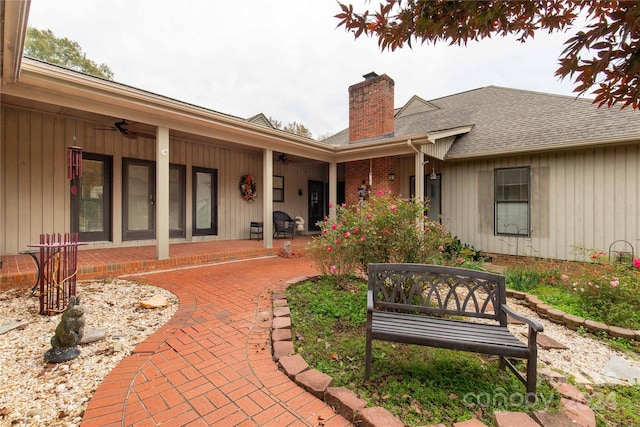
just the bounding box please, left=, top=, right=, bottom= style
left=365, top=334, right=372, bottom=379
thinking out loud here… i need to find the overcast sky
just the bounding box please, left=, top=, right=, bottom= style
left=27, top=0, right=589, bottom=139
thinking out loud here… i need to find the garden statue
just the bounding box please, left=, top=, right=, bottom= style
left=44, top=295, right=85, bottom=362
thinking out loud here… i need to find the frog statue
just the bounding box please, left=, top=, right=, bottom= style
left=44, top=295, right=85, bottom=362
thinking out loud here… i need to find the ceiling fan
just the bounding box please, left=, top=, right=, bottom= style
left=277, top=153, right=290, bottom=164
left=97, top=119, right=142, bottom=139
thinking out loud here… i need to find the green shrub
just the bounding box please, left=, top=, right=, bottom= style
left=306, top=192, right=482, bottom=286
left=505, top=265, right=543, bottom=292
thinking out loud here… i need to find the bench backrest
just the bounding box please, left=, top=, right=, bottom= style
left=368, top=263, right=507, bottom=324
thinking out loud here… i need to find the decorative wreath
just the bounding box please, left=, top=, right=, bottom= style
left=240, top=175, right=257, bottom=202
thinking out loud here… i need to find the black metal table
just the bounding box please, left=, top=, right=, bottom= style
left=19, top=249, right=41, bottom=296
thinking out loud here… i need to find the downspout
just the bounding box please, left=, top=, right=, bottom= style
left=408, top=139, right=426, bottom=230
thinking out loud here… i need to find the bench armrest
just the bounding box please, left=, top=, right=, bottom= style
left=502, top=304, right=544, bottom=333
left=367, top=289, right=374, bottom=312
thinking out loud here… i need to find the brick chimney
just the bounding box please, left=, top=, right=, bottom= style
left=348, top=72, right=395, bottom=143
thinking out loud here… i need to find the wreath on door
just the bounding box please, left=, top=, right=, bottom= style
left=240, top=175, right=257, bottom=202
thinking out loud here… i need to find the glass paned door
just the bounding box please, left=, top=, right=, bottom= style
left=71, top=153, right=112, bottom=241
left=192, top=167, right=217, bottom=236
left=123, top=159, right=155, bottom=240
left=170, top=164, right=186, bottom=238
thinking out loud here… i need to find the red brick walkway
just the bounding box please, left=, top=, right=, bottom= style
left=80, top=256, right=350, bottom=427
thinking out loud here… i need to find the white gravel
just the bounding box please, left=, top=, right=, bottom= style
left=506, top=299, right=640, bottom=383
left=0, top=279, right=177, bottom=427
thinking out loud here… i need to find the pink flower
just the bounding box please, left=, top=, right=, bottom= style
left=390, top=205, right=397, bottom=211
left=383, top=229, right=390, bottom=235
left=610, top=280, right=619, bottom=287
left=344, top=231, right=351, bottom=238
left=561, top=275, right=570, bottom=281
left=425, top=227, right=431, bottom=233
left=634, top=258, right=640, bottom=269
left=327, top=247, right=333, bottom=253
left=360, top=236, right=366, bottom=242
left=331, top=224, right=337, bottom=230
left=328, top=203, right=334, bottom=208
left=322, top=230, right=328, bottom=235
left=376, top=190, right=384, bottom=195
left=335, top=238, right=340, bottom=244
left=365, top=214, right=371, bottom=220
left=352, top=228, right=358, bottom=234
left=438, top=245, right=445, bottom=252
left=456, top=257, right=463, bottom=263
left=329, top=265, right=337, bottom=274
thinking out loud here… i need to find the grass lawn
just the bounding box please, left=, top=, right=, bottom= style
left=287, top=277, right=640, bottom=426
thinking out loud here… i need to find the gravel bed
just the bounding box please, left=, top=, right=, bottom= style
left=506, top=298, right=640, bottom=381
left=0, top=279, right=177, bottom=427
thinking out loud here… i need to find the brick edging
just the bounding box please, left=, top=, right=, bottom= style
left=507, top=289, right=640, bottom=341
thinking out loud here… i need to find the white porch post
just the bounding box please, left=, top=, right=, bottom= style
left=156, top=126, right=170, bottom=259
left=329, top=162, right=337, bottom=220
left=263, top=149, right=274, bottom=249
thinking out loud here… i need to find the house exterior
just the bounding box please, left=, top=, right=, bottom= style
left=2, top=1, right=639, bottom=262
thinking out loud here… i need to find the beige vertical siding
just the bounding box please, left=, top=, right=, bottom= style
left=443, top=145, right=640, bottom=261
left=1, top=106, right=328, bottom=254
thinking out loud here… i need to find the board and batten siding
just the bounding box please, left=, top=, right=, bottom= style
left=442, top=144, right=640, bottom=261
left=1, top=106, right=327, bottom=255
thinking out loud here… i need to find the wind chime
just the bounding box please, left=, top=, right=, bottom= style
left=67, top=121, right=83, bottom=195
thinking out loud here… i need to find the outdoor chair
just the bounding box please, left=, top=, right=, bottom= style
left=273, top=211, right=295, bottom=239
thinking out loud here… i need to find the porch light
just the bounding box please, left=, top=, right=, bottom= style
left=430, top=166, right=437, bottom=180
left=388, top=173, right=395, bottom=181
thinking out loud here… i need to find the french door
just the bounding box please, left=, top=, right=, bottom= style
left=192, top=167, right=218, bottom=236
left=123, top=158, right=155, bottom=240
left=71, top=153, right=112, bottom=241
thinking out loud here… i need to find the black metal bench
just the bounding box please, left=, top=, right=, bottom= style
left=365, top=263, right=543, bottom=401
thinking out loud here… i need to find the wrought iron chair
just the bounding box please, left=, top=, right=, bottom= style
left=273, top=211, right=295, bottom=239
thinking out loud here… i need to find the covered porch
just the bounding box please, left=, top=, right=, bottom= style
left=0, top=236, right=314, bottom=291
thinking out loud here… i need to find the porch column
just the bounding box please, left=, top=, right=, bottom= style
left=156, top=126, right=170, bottom=259
left=263, top=149, right=273, bottom=249
left=329, top=162, right=337, bottom=220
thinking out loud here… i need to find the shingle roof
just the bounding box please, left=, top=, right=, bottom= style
left=323, top=86, right=640, bottom=159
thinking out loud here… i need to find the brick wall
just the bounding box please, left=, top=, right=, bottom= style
left=348, top=73, right=395, bottom=143
left=344, top=157, right=400, bottom=207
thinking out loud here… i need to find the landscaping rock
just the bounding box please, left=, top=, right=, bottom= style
left=0, top=321, right=30, bottom=335
left=272, top=316, right=291, bottom=329
left=551, top=382, right=587, bottom=404
left=285, top=276, right=308, bottom=285
left=493, top=411, right=540, bottom=427
left=532, top=410, right=577, bottom=427
left=538, top=368, right=567, bottom=383
left=546, top=308, right=565, bottom=323
left=272, top=340, right=294, bottom=360
left=356, top=407, right=404, bottom=427
left=507, top=290, right=527, bottom=300
left=584, top=320, right=608, bottom=334
left=80, top=329, right=107, bottom=344
left=324, top=387, right=366, bottom=422
left=273, top=306, right=290, bottom=317
left=524, top=294, right=542, bottom=307
left=294, top=369, right=333, bottom=399
left=453, top=419, right=488, bottom=427
left=560, top=398, right=596, bottom=427
left=278, top=354, right=309, bottom=378
left=271, top=292, right=286, bottom=300
left=603, top=355, right=640, bottom=383
left=273, top=299, right=288, bottom=307
left=607, top=326, right=636, bottom=340
left=140, top=295, right=168, bottom=308
left=562, top=313, right=585, bottom=330
left=271, top=328, right=291, bottom=342
left=537, top=334, right=569, bottom=350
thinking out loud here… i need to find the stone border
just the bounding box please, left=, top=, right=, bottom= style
left=507, top=289, right=640, bottom=341
left=270, top=276, right=598, bottom=427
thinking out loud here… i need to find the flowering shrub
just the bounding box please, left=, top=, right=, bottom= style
left=634, top=258, right=640, bottom=269
left=306, top=192, right=477, bottom=287
left=545, top=246, right=640, bottom=328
